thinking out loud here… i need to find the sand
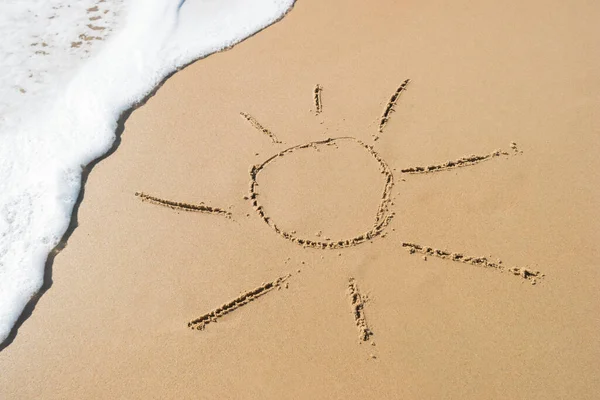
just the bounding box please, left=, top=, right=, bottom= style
left=2, top=0, right=600, bottom=398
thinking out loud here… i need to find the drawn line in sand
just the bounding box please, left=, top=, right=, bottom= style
left=313, top=84, right=323, bottom=115
left=378, top=79, right=410, bottom=135
left=401, top=242, right=544, bottom=284
left=135, top=192, right=231, bottom=217
left=246, top=137, right=394, bottom=249
left=188, top=275, right=291, bottom=331
left=400, top=144, right=521, bottom=174
left=348, top=278, right=373, bottom=342
left=240, top=112, right=281, bottom=143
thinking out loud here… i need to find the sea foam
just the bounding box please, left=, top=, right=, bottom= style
left=0, top=0, right=295, bottom=345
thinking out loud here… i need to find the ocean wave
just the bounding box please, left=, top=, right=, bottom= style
left=0, top=0, right=295, bottom=346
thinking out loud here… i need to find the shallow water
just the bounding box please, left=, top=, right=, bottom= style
left=0, top=0, right=295, bottom=345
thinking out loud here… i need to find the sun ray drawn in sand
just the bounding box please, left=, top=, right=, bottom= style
left=136, top=81, right=544, bottom=343
left=188, top=275, right=291, bottom=331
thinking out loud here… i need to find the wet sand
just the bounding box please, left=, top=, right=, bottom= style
left=1, top=0, right=600, bottom=398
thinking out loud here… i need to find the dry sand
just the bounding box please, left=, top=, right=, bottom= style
left=2, top=0, right=600, bottom=398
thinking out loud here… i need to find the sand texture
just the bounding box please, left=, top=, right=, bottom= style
left=1, top=0, right=600, bottom=398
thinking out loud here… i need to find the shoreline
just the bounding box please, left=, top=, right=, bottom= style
left=0, top=1, right=299, bottom=351
left=0, top=0, right=296, bottom=345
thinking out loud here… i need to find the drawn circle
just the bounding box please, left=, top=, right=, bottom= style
left=247, top=137, right=394, bottom=249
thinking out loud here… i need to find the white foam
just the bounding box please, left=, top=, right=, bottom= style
left=0, top=0, right=295, bottom=344
left=0, top=0, right=126, bottom=131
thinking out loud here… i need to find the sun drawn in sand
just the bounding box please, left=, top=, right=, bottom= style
left=135, top=80, right=544, bottom=343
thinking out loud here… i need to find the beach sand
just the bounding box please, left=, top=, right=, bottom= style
left=2, top=0, right=600, bottom=398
